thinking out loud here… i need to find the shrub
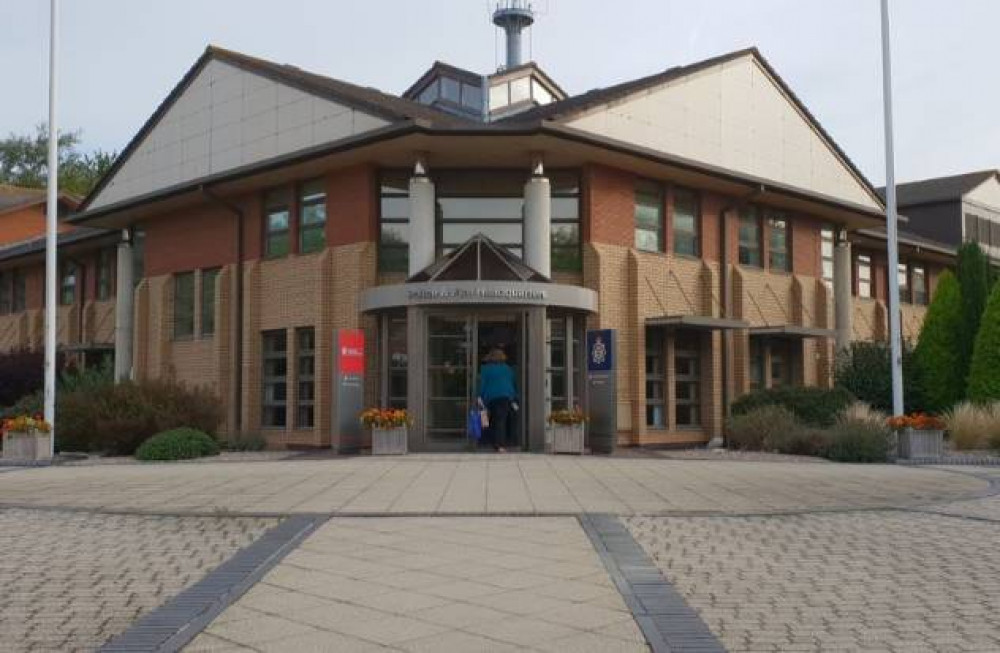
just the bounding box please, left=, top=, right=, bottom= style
left=57, top=379, right=222, bottom=455
left=731, top=386, right=853, bottom=427
left=0, top=391, right=42, bottom=421
left=957, top=242, right=991, bottom=387
left=727, top=405, right=801, bottom=451
left=968, top=282, right=1000, bottom=402
left=226, top=433, right=267, bottom=452
left=945, top=401, right=1000, bottom=450
left=823, top=421, right=892, bottom=463
left=135, top=428, right=220, bottom=461
left=0, top=349, right=65, bottom=408
left=838, top=401, right=887, bottom=429
left=835, top=340, right=924, bottom=413
left=912, top=271, right=965, bottom=412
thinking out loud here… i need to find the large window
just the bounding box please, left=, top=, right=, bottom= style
left=551, top=173, right=581, bottom=272
left=262, top=330, right=288, bottom=428
left=201, top=268, right=220, bottom=336
left=645, top=332, right=665, bottom=428
left=264, top=189, right=291, bottom=258
left=379, top=173, right=410, bottom=273
left=674, top=332, right=701, bottom=428
left=672, top=188, right=699, bottom=256
left=634, top=181, right=663, bottom=253
left=856, top=254, right=872, bottom=299
left=767, top=213, right=790, bottom=272
left=897, top=263, right=910, bottom=303
left=437, top=171, right=524, bottom=258
left=821, top=227, right=835, bottom=286
left=299, top=180, right=326, bottom=254
left=97, top=248, right=114, bottom=301
left=296, top=328, right=315, bottom=428
left=911, top=264, right=927, bottom=305
left=739, top=208, right=763, bottom=267
left=60, top=261, right=77, bottom=306
left=173, top=272, right=195, bottom=339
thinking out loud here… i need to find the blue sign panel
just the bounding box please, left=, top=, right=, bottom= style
left=587, top=329, right=614, bottom=373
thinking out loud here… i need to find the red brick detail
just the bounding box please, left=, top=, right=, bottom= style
left=144, top=199, right=252, bottom=277
left=792, top=215, right=821, bottom=277
left=583, top=164, right=634, bottom=248
left=327, top=165, right=376, bottom=246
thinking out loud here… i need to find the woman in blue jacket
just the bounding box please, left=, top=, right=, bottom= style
left=478, top=348, right=517, bottom=452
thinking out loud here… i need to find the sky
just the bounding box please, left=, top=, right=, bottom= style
left=1, top=0, right=996, bottom=187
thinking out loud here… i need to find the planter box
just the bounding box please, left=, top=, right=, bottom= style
left=897, top=428, right=944, bottom=460
left=372, top=427, right=408, bottom=455
left=2, top=430, right=52, bottom=462
left=551, top=424, right=585, bottom=455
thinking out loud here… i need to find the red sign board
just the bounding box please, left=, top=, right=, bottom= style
left=338, top=329, right=365, bottom=375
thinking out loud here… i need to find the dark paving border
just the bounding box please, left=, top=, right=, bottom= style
left=580, top=513, right=725, bottom=653
left=100, top=514, right=327, bottom=652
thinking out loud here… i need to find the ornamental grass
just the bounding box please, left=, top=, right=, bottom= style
left=944, top=401, right=1000, bottom=450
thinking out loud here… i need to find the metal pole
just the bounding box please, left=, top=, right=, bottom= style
left=880, top=0, right=904, bottom=416
left=44, top=0, right=60, bottom=456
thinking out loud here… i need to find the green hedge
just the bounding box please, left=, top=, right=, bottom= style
left=135, top=428, right=220, bottom=462
left=731, top=386, right=853, bottom=427
left=968, top=282, right=1000, bottom=402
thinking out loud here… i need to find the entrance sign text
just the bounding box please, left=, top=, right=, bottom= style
left=407, top=287, right=547, bottom=302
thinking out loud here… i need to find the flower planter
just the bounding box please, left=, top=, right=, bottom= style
left=897, top=428, right=944, bottom=460
left=551, top=424, right=585, bottom=455
left=372, top=426, right=408, bottom=455
left=2, top=430, right=52, bottom=462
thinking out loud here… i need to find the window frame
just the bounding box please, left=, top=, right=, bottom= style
left=673, top=332, right=702, bottom=429
left=262, top=330, right=288, bottom=428
left=264, top=189, right=292, bottom=259
left=298, top=179, right=327, bottom=254
left=12, top=269, right=26, bottom=312
left=172, top=271, right=196, bottom=339
left=378, top=171, right=411, bottom=273
left=897, top=262, right=911, bottom=304
left=911, top=264, right=928, bottom=306
left=550, top=172, right=581, bottom=272
left=766, top=212, right=791, bottom=273
left=856, top=254, right=873, bottom=299
left=97, top=247, right=114, bottom=301
left=820, top=227, right=835, bottom=286
left=200, top=268, right=220, bottom=337
left=671, top=187, right=700, bottom=257
left=295, top=327, right=316, bottom=429
left=645, top=332, right=666, bottom=428
left=634, top=180, right=664, bottom=253
left=59, top=260, right=78, bottom=306
left=738, top=208, right=763, bottom=267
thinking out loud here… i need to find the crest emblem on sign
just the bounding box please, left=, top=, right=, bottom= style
left=591, top=336, right=607, bottom=366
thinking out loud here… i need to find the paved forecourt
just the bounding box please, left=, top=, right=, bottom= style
left=0, top=455, right=987, bottom=516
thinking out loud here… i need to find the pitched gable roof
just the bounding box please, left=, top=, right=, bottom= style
left=0, top=185, right=79, bottom=216
left=879, top=170, right=999, bottom=206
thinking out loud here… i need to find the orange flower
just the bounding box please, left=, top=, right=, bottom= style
left=886, top=413, right=945, bottom=431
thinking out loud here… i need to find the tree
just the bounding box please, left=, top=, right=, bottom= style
left=967, top=282, right=1000, bottom=402
left=957, top=242, right=991, bottom=387
left=912, top=271, right=964, bottom=412
left=0, top=123, right=115, bottom=196
left=835, top=340, right=924, bottom=414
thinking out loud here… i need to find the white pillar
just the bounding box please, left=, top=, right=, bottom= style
left=114, top=234, right=134, bottom=382
left=524, top=157, right=551, bottom=277
left=834, top=237, right=853, bottom=352
left=408, top=159, right=435, bottom=277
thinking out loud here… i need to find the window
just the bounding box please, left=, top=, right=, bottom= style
left=548, top=318, right=568, bottom=412
left=531, top=78, right=553, bottom=105
left=264, top=189, right=291, bottom=258
left=379, top=172, right=410, bottom=272
left=770, top=341, right=791, bottom=388
left=856, top=254, right=872, bottom=299
left=672, top=188, right=699, bottom=256
left=200, top=268, right=220, bottom=336
left=437, top=171, right=525, bottom=258
left=132, top=229, right=146, bottom=289
left=965, top=213, right=979, bottom=243
left=59, top=261, right=78, bottom=306
left=821, top=227, right=835, bottom=286
left=645, top=332, right=665, bottom=427
left=898, top=263, right=910, bottom=303
left=299, top=180, right=326, bottom=254
left=634, top=181, right=663, bottom=252
left=173, top=272, right=195, bottom=338
left=295, top=328, right=315, bottom=428
left=911, top=264, right=927, bottom=305
left=0, top=271, right=10, bottom=314
left=262, top=330, right=288, bottom=428
left=97, top=248, right=114, bottom=301
left=767, top=213, right=790, bottom=272
left=489, top=83, right=509, bottom=110
left=418, top=80, right=438, bottom=104
left=385, top=314, right=408, bottom=409
left=441, top=77, right=461, bottom=103
left=12, top=269, right=25, bottom=312
left=551, top=172, right=581, bottom=272
left=674, top=332, right=701, bottom=428
left=749, top=339, right=764, bottom=391
left=739, top=208, right=763, bottom=267
left=510, top=77, right=531, bottom=104
left=461, top=82, right=482, bottom=109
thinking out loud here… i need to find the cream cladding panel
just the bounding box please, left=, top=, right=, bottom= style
left=90, top=59, right=391, bottom=209
left=566, top=55, right=880, bottom=211
left=965, top=176, right=1000, bottom=210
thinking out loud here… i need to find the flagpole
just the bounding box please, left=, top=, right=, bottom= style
left=44, top=0, right=59, bottom=457
left=880, top=0, right=905, bottom=417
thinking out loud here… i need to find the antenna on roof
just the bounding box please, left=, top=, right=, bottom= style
left=493, top=1, right=534, bottom=69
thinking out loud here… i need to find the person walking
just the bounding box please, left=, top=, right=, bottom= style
left=478, top=348, right=517, bottom=452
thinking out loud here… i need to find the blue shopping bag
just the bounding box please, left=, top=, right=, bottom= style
left=467, top=408, right=483, bottom=441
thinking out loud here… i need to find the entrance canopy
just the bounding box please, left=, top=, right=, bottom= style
left=646, top=315, right=748, bottom=330
left=361, top=234, right=597, bottom=312
left=749, top=325, right=836, bottom=339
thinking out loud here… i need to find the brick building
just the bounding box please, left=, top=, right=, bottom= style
left=0, top=36, right=952, bottom=451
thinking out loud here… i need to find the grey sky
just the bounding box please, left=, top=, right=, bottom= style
left=2, top=0, right=996, bottom=187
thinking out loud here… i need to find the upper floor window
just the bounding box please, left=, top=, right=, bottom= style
left=379, top=173, right=410, bottom=273
left=767, top=213, right=790, bottom=272
left=59, top=261, right=78, bottom=306
left=551, top=172, right=582, bottom=272
left=964, top=213, right=980, bottom=243
left=672, top=188, right=699, bottom=257
left=634, top=181, right=663, bottom=253
left=897, top=263, right=910, bottom=303
left=97, top=248, right=114, bottom=301
left=911, top=264, right=927, bottom=305
left=299, top=180, right=326, bottom=254
left=820, top=227, right=835, bottom=286
left=738, top=208, right=762, bottom=267
left=173, top=272, right=195, bottom=339
left=200, top=268, right=220, bottom=336
left=264, top=189, right=291, bottom=258
left=856, top=254, right=872, bottom=299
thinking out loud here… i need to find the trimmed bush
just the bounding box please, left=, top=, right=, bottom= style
left=823, top=421, right=892, bottom=463
left=731, top=386, right=853, bottom=427
left=835, top=340, right=924, bottom=414
left=957, top=242, right=991, bottom=388
left=135, top=428, right=220, bottom=461
left=57, top=379, right=222, bottom=455
left=912, top=271, right=965, bottom=412
left=945, top=401, right=1000, bottom=450
left=968, top=282, right=1000, bottom=403
left=727, top=405, right=802, bottom=451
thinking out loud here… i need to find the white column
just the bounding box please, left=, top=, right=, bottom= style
left=834, top=237, right=853, bottom=352
left=113, top=234, right=134, bottom=382
left=523, top=157, right=551, bottom=277
left=408, top=159, right=435, bottom=277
